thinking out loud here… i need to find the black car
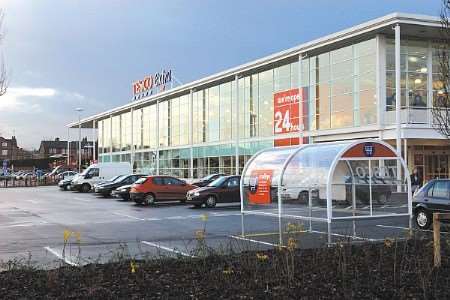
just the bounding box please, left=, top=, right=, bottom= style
left=191, top=173, right=226, bottom=187
left=186, top=175, right=241, bottom=208
left=413, top=179, right=450, bottom=229
left=94, top=174, right=145, bottom=197
left=344, top=175, right=392, bottom=205
left=111, top=184, right=133, bottom=201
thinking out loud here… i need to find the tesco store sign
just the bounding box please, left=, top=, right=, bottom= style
left=133, top=69, right=172, bottom=99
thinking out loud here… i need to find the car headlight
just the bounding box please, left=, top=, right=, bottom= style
left=193, top=192, right=200, bottom=197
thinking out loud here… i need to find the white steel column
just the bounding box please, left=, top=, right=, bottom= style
left=110, top=115, right=113, bottom=162
left=395, top=24, right=402, bottom=185
left=78, top=115, right=82, bottom=172
left=376, top=34, right=386, bottom=127
left=67, top=127, right=70, bottom=166
left=427, top=42, right=433, bottom=125
left=235, top=74, right=240, bottom=175
left=298, top=54, right=304, bottom=144
left=92, top=120, right=96, bottom=162
left=156, top=100, right=160, bottom=175
left=189, top=90, right=194, bottom=179
left=404, top=138, right=408, bottom=168
left=130, top=108, right=134, bottom=171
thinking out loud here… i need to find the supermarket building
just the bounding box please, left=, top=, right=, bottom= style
left=69, top=13, right=450, bottom=180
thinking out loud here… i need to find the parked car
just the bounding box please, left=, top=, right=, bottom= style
left=413, top=179, right=450, bottom=229
left=59, top=173, right=79, bottom=191
left=187, top=175, right=241, bottom=208
left=71, top=162, right=132, bottom=193
left=57, top=171, right=77, bottom=181
left=94, top=174, right=146, bottom=197
left=191, top=173, right=226, bottom=187
left=112, top=184, right=133, bottom=201
left=130, top=176, right=197, bottom=205
left=344, top=175, right=392, bottom=205
left=92, top=175, right=123, bottom=190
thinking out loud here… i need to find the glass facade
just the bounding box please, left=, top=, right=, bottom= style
left=97, top=37, right=379, bottom=178
left=302, top=38, right=377, bottom=129
left=386, top=39, right=428, bottom=110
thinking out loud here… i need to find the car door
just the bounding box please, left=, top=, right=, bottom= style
left=428, top=181, right=450, bottom=212
left=224, top=176, right=241, bottom=203
left=165, top=177, right=186, bottom=200
left=152, top=177, right=169, bottom=200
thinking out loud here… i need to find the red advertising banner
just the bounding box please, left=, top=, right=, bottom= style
left=248, top=169, right=273, bottom=205
left=274, top=88, right=307, bottom=147
left=274, top=88, right=300, bottom=135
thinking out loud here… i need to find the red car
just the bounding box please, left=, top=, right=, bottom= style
left=130, top=176, right=197, bottom=205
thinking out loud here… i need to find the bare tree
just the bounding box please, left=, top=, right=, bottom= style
left=432, top=0, right=450, bottom=138
left=0, top=10, right=7, bottom=96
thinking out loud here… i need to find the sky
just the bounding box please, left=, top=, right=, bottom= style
left=0, top=0, right=444, bottom=149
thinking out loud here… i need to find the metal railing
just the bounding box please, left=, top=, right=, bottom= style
left=384, top=107, right=450, bottom=126
left=0, top=176, right=58, bottom=188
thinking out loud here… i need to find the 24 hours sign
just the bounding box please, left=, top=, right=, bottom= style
left=273, top=88, right=301, bottom=134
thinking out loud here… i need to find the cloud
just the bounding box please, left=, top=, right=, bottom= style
left=0, top=86, right=57, bottom=111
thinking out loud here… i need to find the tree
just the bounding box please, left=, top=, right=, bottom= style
left=432, top=0, right=450, bottom=138
left=0, top=10, right=6, bottom=96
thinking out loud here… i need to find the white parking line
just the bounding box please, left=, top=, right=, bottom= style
left=73, top=197, right=92, bottom=203
left=141, top=241, right=195, bottom=257
left=229, top=235, right=280, bottom=247
left=309, top=230, right=378, bottom=241
left=376, top=224, right=450, bottom=235
left=113, top=212, right=146, bottom=221
left=44, top=246, right=79, bottom=266
left=0, top=221, right=49, bottom=228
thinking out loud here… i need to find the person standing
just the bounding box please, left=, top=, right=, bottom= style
left=410, top=167, right=423, bottom=194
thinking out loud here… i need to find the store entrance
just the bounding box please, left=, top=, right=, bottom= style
left=425, top=154, right=449, bottom=180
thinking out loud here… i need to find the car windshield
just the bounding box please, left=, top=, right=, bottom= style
left=207, top=176, right=227, bottom=187
left=134, top=177, right=148, bottom=184
left=112, top=175, right=127, bottom=183
left=202, top=174, right=219, bottom=181
left=107, top=175, right=121, bottom=182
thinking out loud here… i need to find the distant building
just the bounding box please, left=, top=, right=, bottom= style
left=38, top=137, right=96, bottom=167
left=0, top=136, right=20, bottom=161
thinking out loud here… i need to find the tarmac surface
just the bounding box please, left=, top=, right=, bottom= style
left=0, top=186, right=431, bottom=268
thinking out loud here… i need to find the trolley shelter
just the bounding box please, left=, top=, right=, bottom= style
left=240, top=140, right=412, bottom=244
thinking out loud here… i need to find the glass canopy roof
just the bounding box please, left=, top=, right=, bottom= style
left=240, top=140, right=412, bottom=223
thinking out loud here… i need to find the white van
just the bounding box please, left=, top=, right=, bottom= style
left=71, top=162, right=132, bottom=193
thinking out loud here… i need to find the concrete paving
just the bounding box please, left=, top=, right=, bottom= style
left=0, top=186, right=427, bottom=268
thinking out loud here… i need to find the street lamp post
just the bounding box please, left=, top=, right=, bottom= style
left=75, top=108, right=83, bottom=173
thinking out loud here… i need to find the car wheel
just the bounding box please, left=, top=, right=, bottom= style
left=375, top=193, right=390, bottom=205
left=297, top=191, right=308, bottom=204
left=205, top=195, right=217, bottom=208
left=121, top=195, right=129, bottom=201
left=81, top=183, right=91, bottom=193
left=144, top=194, right=156, bottom=206
left=415, top=209, right=432, bottom=230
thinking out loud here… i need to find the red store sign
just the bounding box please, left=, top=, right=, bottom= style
left=133, top=69, right=172, bottom=97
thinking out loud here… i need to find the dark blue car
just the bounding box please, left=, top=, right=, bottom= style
left=413, top=179, right=450, bottom=229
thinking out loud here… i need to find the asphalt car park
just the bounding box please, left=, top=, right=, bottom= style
left=0, top=185, right=440, bottom=268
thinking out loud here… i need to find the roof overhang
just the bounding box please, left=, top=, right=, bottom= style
left=68, top=12, right=442, bottom=129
